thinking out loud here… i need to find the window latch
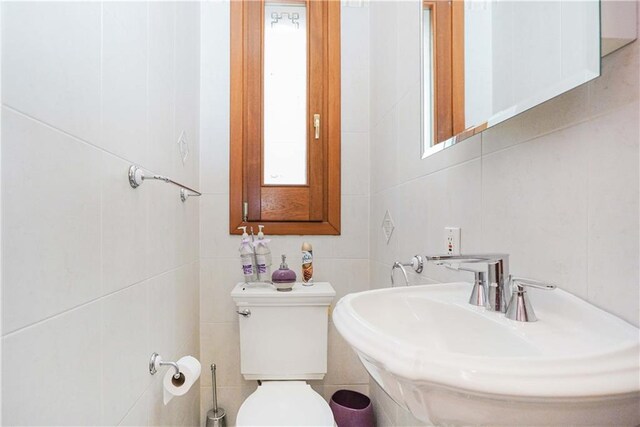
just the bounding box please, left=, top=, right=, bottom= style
left=313, top=114, right=320, bottom=139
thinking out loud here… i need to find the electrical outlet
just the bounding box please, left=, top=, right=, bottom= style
left=444, top=227, right=461, bottom=255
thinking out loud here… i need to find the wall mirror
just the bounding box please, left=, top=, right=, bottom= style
left=421, top=0, right=601, bottom=157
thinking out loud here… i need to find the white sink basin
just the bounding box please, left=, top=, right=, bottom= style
left=333, top=282, right=640, bottom=426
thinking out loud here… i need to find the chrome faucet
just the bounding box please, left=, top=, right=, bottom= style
left=426, top=254, right=559, bottom=322
left=425, top=254, right=510, bottom=313
left=391, top=262, right=409, bottom=286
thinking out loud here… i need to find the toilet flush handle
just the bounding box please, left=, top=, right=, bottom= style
left=237, top=308, right=251, bottom=318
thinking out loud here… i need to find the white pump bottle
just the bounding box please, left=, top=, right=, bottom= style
left=238, top=226, right=257, bottom=282
left=254, top=225, right=272, bottom=282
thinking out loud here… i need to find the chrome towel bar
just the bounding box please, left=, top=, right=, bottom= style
left=129, top=165, right=201, bottom=202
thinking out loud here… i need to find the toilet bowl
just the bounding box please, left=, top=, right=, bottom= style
left=231, top=282, right=337, bottom=427
left=236, top=381, right=334, bottom=427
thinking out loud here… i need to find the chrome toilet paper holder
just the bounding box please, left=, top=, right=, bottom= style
left=149, top=352, right=181, bottom=379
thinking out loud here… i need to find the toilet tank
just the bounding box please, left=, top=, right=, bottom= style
left=231, top=282, right=335, bottom=380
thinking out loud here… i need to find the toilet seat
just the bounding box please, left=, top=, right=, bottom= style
left=236, top=381, right=335, bottom=426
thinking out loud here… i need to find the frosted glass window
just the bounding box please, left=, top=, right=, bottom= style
left=423, top=8, right=435, bottom=149
left=263, top=3, right=307, bottom=185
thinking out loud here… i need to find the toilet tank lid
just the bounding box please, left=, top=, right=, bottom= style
left=231, top=282, right=335, bottom=306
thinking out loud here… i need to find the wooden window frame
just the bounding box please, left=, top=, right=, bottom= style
left=424, top=0, right=465, bottom=145
left=229, top=0, right=341, bottom=235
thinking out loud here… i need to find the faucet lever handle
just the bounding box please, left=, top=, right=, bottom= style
left=510, top=276, right=556, bottom=293
left=506, top=276, right=557, bottom=322
left=442, top=262, right=479, bottom=274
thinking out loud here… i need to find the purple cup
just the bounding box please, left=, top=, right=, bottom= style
left=329, top=390, right=375, bottom=427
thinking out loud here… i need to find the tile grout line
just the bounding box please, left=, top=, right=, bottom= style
left=584, top=83, right=592, bottom=301
left=369, top=105, right=639, bottom=202
left=99, top=2, right=106, bottom=422
left=372, top=93, right=636, bottom=201
left=482, top=98, right=639, bottom=160
left=135, top=5, right=153, bottom=425
left=1, top=104, right=199, bottom=189
left=2, top=259, right=200, bottom=339
left=371, top=155, right=481, bottom=198
left=480, top=132, right=485, bottom=255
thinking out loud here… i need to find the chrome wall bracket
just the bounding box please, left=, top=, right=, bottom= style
left=413, top=255, right=424, bottom=273
left=128, top=165, right=145, bottom=188
left=149, top=352, right=181, bottom=379
left=129, top=165, right=201, bottom=202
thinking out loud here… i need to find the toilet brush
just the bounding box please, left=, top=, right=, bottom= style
left=205, top=364, right=226, bottom=427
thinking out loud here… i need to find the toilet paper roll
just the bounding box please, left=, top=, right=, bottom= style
left=163, top=355, right=201, bottom=405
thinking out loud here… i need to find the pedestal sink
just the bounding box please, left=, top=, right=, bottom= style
left=332, top=282, right=640, bottom=426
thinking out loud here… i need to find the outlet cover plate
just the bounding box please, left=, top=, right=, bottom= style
left=445, top=227, right=461, bottom=255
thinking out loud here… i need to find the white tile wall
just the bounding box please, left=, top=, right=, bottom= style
left=147, top=1, right=177, bottom=178
left=341, top=5, right=371, bottom=134
left=198, top=2, right=371, bottom=425
left=3, top=108, right=102, bottom=333
left=585, top=101, right=640, bottom=322
left=2, top=1, right=102, bottom=144
left=102, top=283, right=151, bottom=426
left=101, top=1, right=149, bottom=165
left=482, top=125, right=590, bottom=298
left=102, top=154, right=150, bottom=295
left=368, top=1, right=639, bottom=425
left=0, top=5, right=3, bottom=424
left=1, top=2, right=201, bottom=425
left=3, top=302, right=102, bottom=426
left=174, top=1, right=201, bottom=189
left=2, top=1, right=637, bottom=426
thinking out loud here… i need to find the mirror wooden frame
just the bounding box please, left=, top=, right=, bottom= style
left=422, top=0, right=466, bottom=147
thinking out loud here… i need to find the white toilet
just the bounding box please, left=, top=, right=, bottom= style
left=231, top=282, right=336, bottom=426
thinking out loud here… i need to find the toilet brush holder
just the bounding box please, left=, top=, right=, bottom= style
left=205, top=364, right=226, bottom=427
